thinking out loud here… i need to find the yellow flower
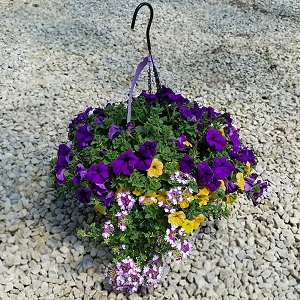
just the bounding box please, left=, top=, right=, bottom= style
left=133, top=188, right=144, bottom=196
left=219, top=180, right=226, bottom=191
left=219, top=128, right=225, bottom=137
left=182, top=219, right=194, bottom=233
left=226, top=194, right=237, bottom=205
left=95, top=204, right=107, bottom=215
left=144, top=191, right=157, bottom=205
left=147, top=158, right=164, bottom=178
left=236, top=173, right=245, bottom=191
left=245, top=162, right=251, bottom=176
left=192, top=214, right=205, bottom=230
left=179, top=190, right=194, bottom=208
left=157, top=190, right=167, bottom=202
left=183, top=140, right=192, bottom=147
left=168, top=211, right=186, bottom=226
left=179, top=198, right=190, bottom=208
left=195, top=186, right=210, bottom=206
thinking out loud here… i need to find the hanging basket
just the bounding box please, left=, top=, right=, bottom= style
left=49, top=2, right=267, bottom=294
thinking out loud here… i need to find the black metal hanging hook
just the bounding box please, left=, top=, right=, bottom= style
left=131, top=2, right=153, bottom=56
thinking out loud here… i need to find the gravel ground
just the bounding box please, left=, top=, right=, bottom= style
left=0, top=0, right=300, bottom=299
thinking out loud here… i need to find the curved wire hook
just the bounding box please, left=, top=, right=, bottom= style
left=131, top=2, right=153, bottom=56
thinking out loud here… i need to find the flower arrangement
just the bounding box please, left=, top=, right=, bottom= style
left=49, top=85, right=267, bottom=293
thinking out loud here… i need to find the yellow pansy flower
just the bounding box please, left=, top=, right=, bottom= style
left=192, top=214, right=205, bottom=230
left=182, top=219, right=194, bottom=233
left=219, top=180, right=226, bottom=191
left=219, top=128, right=225, bottom=137
left=95, top=204, right=107, bottom=215
left=168, top=211, right=186, bottom=226
left=236, top=173, right=245, bottom=191
left=245, top=162, right=251, bottom=176
left=147, top=158, right=164, bottom=178
left=183, top=140, right=192, bottom=147
left=133, top=188, right=144, bottom=196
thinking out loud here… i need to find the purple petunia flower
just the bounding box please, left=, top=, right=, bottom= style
left=197, top=162, right=213, bottom=185
left=206, top=128, right=226, bottom=151
left=139, top=141, right=157, bottom=157
left=135, top=152, right=153, bottom=171
left=109, top=125, right=121, bottom=141
left=167, top=93, right=190, bottom=105
left=92, top=183, right=107, bottom=197
left=223, top=178, right=238, bottom=194
left=102, top=190, right=115, bottom=206
left=191, top=102, right=202, bottom=119
left=228, top=150, right=240, bottom=158
left=69, top=110, right=89, bottom=129
left=168, top=134, right=187, bottom=148
left=76, top=186, right=92, bottom=203
left=86, top=162, right=109, bottom=186
left=127, top=123, right=135, bottom=135
left=207, top=176, right=221, bottom=192
left=95, top=116, right=103, bottom=124
left=212, top=156, right=236, bottom=179
left=252, top=181, right=267, bottom=201
left=73, top=163, right=87, bottom=185
left=201, top=107, right=220, bottom=120
left=238, top=147, right=257, bottom=165
left=179, top=155, right=195, bottom=174
left=229, top=132, right=241, bottom=152
left=110, top=148, right=139, bottom=175
left=85, top=107, right=93, bottom=114
left=76, top=123, right=94, bottom=149
left=179, top=105, right=196, bottom=122
left=93, top=107, right=107, bottom=117
left=244, top=173, right=258, bottom=193
left=57, top=144, right=72, bottom=166
left=53, top=163, right=66, bottom=186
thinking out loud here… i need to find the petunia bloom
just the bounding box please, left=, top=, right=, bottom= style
left=197, top=162, right=213, bottom=185
left=86, top=162, right=109, bottom=185
left=147, top=158, right=164, bottom=178
left=135, top=152, right=153, bottom=171
left=212, top=156, right=236, bottom=179
left=76, top=124, right=94, bottom=149
left=57, top=144, right=72, bottom=166
left=223, top=178, right=238, bottom=194
left=73, top=163, right=87, bottom=185
left=182, top=219, right=194, bottom=233
left=76, top=186, right=92, bottom=203
left=168, top=211, right=186, bottom=226
left=110, top=149, right=139, bottom=175
left=139, top=141, right=157, bottom=157
left=168, top=134, right=187, bottom=148
left=53, top=163, right=66, bottom=186
left=109, top=125, right=121, bottom=141
left=95, top=116, right=103, bottom=124
left=238, top=147, right=257, bottom=165
left=206, top=128, right=226, bottom=151
left=179, top=155, right=195, bottom=174
left=192, top=214, right=205, bottom=230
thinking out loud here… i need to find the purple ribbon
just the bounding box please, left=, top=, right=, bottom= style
left=127, top=55, right=155, bottom=123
